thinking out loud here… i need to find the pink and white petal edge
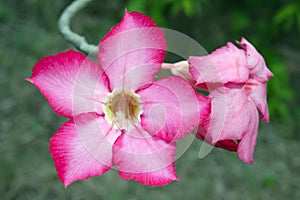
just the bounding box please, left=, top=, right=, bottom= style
left=238, top=38, right=273, bottom=82
left=50, top=113, right=119, bottom=187
left=138, top=76, right=200, bottom=143
left=98, top=11, right=166, bottom=91
left=113, top=127, right=178, bottom=186
left=188, top=42, right=249, bottom=85
left=246, top=79, right=270, bottom=122
left=27, top=50, right=109, bottom=118
left=237, top=101, right=260, bottom=164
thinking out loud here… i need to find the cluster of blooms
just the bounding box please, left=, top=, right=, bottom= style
left=27, top=11, right=273, bottom=187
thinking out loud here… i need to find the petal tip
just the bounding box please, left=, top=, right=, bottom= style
left=25, top=77, right=33, bottom=83
left=237, top=151, right=254, bottom=165
left=118, top=170, right=179, bottom=186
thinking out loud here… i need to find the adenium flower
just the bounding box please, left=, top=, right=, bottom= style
left=189, top=38, right=273, bottom=164
left=27, top=11, right=200, bottom=186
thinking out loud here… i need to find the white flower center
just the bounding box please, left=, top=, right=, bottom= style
left=103, top=90, right=142, bottom=130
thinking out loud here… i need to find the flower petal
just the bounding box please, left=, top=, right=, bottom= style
left=195, top=93, right=238, bottom=152
left=197, top=129, right=238, bottom=152
left=215, top=140, right=238, bottom=151
left=49, top=113, right=120, bottom=187
left=189, top=42, right=249, bottom=85
left=238, top=38, right=273, bottom=82
left=27, top=50, right=110, bottom=118
left=206, top=84, right=253, bottom=143
left=98, top=11, right=166, bottom=91
left=237, top=101, right=259, bottom=164
left=197, top=83, right=260, bottom=163
left=138, top=76, right=200, bottom=143
left=197, top=93, right=211, bottom=126
left=245, top=79, right=270, bottom=122
left=113, top=125, right=178, bottom=186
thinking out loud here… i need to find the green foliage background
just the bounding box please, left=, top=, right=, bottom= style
left=0, top=0, right=299, bottom=199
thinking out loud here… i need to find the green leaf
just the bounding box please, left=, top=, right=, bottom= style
left=232, top=11, right=250, bottom=32
left=297, top=12, right=300, bottom=32
left=274, top=4, right=297, bottom=25
left=126, top=0, right=147, bottom=13
left=273, top=3, right=299, bottom=31
left=182, top=0, right=194, bottom=17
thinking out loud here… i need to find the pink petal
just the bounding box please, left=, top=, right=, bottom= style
left=237, top=101, right=259, bottom=164
left=238, top=38, right=273, bottom=82
left=27, top=50, right=110, bottom=118
left=113, top=125, right=178, bottom=186
left=195, top=93, right=238, bottom=152
left=197, top=93, right=211, bottom=126
left=245, top=78, right=270, bottom=122
left=189, top=42, right=249, bottom=85
left=214, top=140, right=238, bottom=151
left=49, top=113, right=120, bottom=187
left=197, top=129, right=238, bottom=152
left=137, top=76, right=200, bottom=142
left=197, top=82, right=261, bottom=163
left=98, top=11, right=166, bottom=91
left=206, top=84, right=253, bottom=143
left=196, top=94, right=238, bottom=151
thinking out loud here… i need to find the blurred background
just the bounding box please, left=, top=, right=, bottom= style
left=1, top=0, right=299, bottom=199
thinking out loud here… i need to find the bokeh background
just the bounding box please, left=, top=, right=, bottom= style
left=1, top=0, right=299, bottom=199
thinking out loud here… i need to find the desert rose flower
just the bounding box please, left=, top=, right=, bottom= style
left=27, top=11, right=200, bottom=187
left=189, top=38, right=273, bottom=164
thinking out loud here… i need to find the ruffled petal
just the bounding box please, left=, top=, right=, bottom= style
left=245, top=78, right=270, bottom=122
left=189, top=42, right=249, bottom=85
left=195, top=93, right=238, bottom=152
left=206, top=84, right=254, bottom=143
left=237, top=101, right=259, bottom=164
left=113, top=125, right=178, bottom=186
left=199, top=83, right=260, bottom=163
left=49, top=113, right=120, bottom=187
left=197, top=82, right=261, bottom=163
left=238, top=38, right=273, bottom=82
left=98, top=11, right=166, bottom=91
left=27, top=50, right=110, bottom=118
left=137, top=76, right=200, bottom=142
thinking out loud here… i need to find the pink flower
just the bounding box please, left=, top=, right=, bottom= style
left=189, top=38, right=273, bottom=164
left=27, top=11, right=200, bottom=187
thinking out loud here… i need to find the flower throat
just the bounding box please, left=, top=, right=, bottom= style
left=103, top=90, right=141, bottom=130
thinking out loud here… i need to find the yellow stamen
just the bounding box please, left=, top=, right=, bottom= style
left=103, top=90, right=142, bottom=130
